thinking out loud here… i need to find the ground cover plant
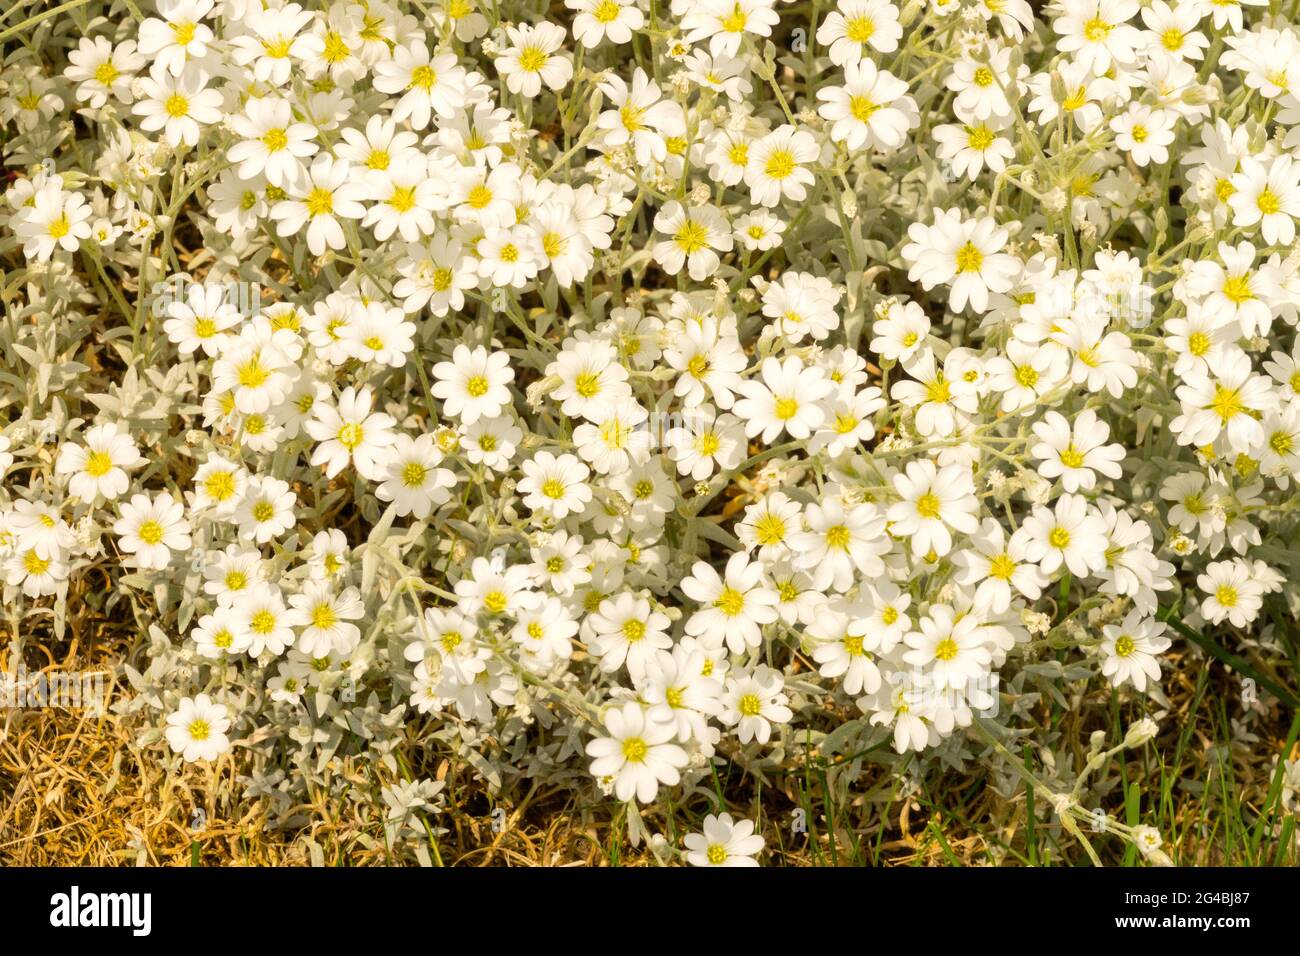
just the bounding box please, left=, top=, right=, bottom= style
left=1, top=0, right=1299, bottom=867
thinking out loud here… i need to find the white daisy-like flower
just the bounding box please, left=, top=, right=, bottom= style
left=165, top=694, right=231, bottom=763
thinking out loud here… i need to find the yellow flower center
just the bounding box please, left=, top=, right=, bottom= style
left=1059, top=445, right=1085, bottom=469
left=312, top=603, right=338, bottom=630
left=337, top=422, right=364, bottom=450
left=1209, top=385, right=1244, bottom=422
left=138, top=520, right=164, bottom=545
left=402, top=462, right=427, bottom=487
left=204, top=470, right=236, bottom=501
left=825, top=525, right=851, bottom=550
left=674, top=219, right=710, bottom=253
left=85, top=450, right=114, bottom=477
left=764, top=149, right=796, bottom=180
left=410, top=65, right=438, bottom=90
left=955, top=242, right=983, bottom=273
left=306, top=187, right=334, bottom=217
left=388, top=186, right=417, bottom=213
left=517, top=46, right=548, bottom=72
left=261, top=127, right=287, bottom=152
left=1222, top=275, right=1253, bottom=304
left=915, top=492, right=941, bottom=519
left=164, top=93, right=189, bottom=118
left=721, top=3, right=748, bottom=32
left=1083, top=17, right=1111, bottom=41
left=715, top=587, right=746, bottom=616
left=967, top=125, right=994, bottom=150
left=845, top=16, right=875, bottom=42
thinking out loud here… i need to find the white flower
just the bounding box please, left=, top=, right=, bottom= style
left=652, top=201, right=733, bottom=280
left=287, top=582, right=364, bottom=657
left=790, top=498, right=889, bottom=591
left=1197, top=559, right=1263, bottom=627
left=745, top=125, right=818, bottom=208
left=270, top=154, right=367, bottom=256
left=13, top=185, right=93, bottom=261
left=887, top=460, right=979, bottom=559
left=721, top=665, right=792, bottom=745
left=733, top=356, right=834, bottom=444
left=56, top=423, right=142, bottom=503
left=65, top=36, right=145, bottom=107
left=547, top=338, right=631, bottom=421
left=1053, top=0, right=1143, bottom=76
left=496, top=22, right=572, bottom=97
left=585, top=701, right=688, bottom=803
left=1170, top=350, right=1272, bottom=454
left=165, top=694, right=231, bottom=763
left=163, top=283, right=241, bottom=357
left=902, top=604, right=991, bottom=691
left=816, top=0, right=903, bottom=65
left=372, top=41, right=467, bottom=130
left=681, top=552, right=779, bottom=654
left=376, top=434, right=457, bottom=519
left=136, top=0, right=215, bottom=75
left=132, top=63, right=222, bottom=148
left=191, top=605, right=251, bottom=659
left=227, top=96, right=318, bottom=188
left=1015, top=493, right=1109, bottom=577
left=306, top=386, right=398, bottom=481
left=518, top=451, right=593, bottom=520
left=902, top=208, right=1020, bottom=314
left=684, top=813, right=765, bottom=867
left=681, top=0, right=780, bottom=57
left=567, top=0, right=644, bottom=47
left=114, top=492, right=191, bottom=571
left=589, top=592, right=673, bottom=677
left=233, top=583, right=295, bottom=657
left=664, top=404, right=745, bottom=480
left=1029, top=409, right=1125, bottom=492
left=1110, top=104, right=1174, bottom=167
left=235, top=475, right=297, bottom=544
left=1099, top=610, right=1170, bottom=691
left=1228, top=154, right=1300, bottom=247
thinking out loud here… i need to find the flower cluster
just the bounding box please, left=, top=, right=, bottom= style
left=3, top=0, right=1299, bottom=863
